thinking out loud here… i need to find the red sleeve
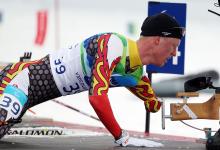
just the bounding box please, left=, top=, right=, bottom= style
left=89, top=95, right=121, bottom=139
left=88, top=34, right=122, bottom=139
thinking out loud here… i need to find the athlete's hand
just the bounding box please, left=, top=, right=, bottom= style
left=128, top=76, right=161, bottom=112
left=144, top=98, right=161, bottom=113
left=115, top=130, right=163, bottom=147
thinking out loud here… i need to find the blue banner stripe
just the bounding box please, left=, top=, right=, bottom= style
left=147, top=2, right=186, bottom=75
left=4, top=85, right=27, bottom=106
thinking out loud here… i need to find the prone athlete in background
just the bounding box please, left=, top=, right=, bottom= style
left=0, top=13, right=184, bottom=147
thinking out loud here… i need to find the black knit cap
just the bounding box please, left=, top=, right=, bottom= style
left=140, top=13, right=185, bottom=39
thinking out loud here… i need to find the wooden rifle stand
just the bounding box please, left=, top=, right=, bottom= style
left=170, top=92, right=220, bottom=120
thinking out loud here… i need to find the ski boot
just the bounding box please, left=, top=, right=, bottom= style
left=0, top=108, right=22, bottom=139
left=206, top=128, right=220, bottom=150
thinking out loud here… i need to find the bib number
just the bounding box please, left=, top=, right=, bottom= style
left=54, top=58, right=66, bottom=74
left=0, top=94, right=22, bottom=118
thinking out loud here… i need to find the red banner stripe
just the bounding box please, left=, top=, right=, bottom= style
left=35, top=10, right=48, bottom=45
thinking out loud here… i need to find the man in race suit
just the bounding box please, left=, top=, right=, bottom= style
left=0, top=13, right=184, bottom=147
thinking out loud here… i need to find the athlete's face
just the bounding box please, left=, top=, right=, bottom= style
left=152, top=37, right=181, bottom=67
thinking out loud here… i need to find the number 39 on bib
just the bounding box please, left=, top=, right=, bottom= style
left=0, top=85, right=28, bottom=120
left=0, top=93, right=23, bottom=120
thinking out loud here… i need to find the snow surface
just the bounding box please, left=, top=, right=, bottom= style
left=25, top=88, right=220, bottom=139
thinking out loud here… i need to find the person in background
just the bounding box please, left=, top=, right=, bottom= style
left=0, top=13, right=184, bottom=147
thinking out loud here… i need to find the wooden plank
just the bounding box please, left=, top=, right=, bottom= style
left=171, top=95, right=220, bottom=120
left=176, top=92, right=199, bottom=98
left=0, top=65, right=6, bottom=70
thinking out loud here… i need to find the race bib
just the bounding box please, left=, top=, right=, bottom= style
left=0, top=85, right=27, bottom=120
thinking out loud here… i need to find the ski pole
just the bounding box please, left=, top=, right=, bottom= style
left=52, top=99, right=100, bottom=122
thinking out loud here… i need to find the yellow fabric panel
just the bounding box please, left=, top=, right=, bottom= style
left=127, top=39, right=142, bottom=68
